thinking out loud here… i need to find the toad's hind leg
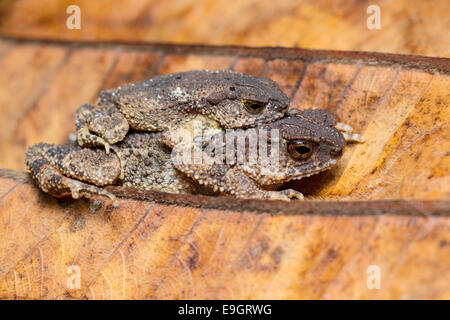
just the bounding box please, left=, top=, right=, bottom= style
left=26, top=143, right=120, bottom=207
left=76, top=103, right=129, bottom=153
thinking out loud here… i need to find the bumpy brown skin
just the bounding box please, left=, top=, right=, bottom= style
left=171, top=109, right=347, bottom=200
left=26, top=132, right=202, bottom=206
left=26, top=109, right=355, bottom=203
left=76, top=70, right=289, bottom=153
left=26, top=143, right=122, bottom=206
left=114, top=132, right=201, bottom=194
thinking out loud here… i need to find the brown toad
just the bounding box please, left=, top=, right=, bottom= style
left=26, top=109, right=362, bottom=205
left=76, top=70, right=289, bottom=153
left=168, top=109, right=356, bottom=200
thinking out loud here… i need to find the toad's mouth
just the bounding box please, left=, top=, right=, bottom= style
left=258, top=158, right=339, bottom=186
left=283, top=158, right=339, bottom=182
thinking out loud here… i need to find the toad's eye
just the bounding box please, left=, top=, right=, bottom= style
left=287, top=141, right=314, bottom=159
left=243, top=100, right=266, bottom=114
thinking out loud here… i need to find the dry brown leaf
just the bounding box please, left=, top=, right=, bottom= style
left=0, top=37, right=448, bottom=299
left=0, top=0, right=449, bottom=57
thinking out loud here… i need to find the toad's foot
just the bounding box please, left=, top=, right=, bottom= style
left=33, top=164, right=119, bottom=207
left=77, top=127, right=112, bottom=153
left=75, top=103, right=129, bottom=153
left=66, top=178, right=120, bottom=207
left=109, top=145, right=125, bottom=181
left=335, top=122, right=365, bottom=143
left=259, top=189, right=304, bottom=201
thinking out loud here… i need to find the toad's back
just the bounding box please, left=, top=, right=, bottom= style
left=96, top=70, right=289, bottom=131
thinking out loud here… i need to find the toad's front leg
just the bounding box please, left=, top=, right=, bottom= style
left=335, top=122, right=365, bottom=143
left=26, top=143, right=121, bottom=206
left=172, top=146, right=303, bottom=201
left=75, top=103, right=129, bottom=153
